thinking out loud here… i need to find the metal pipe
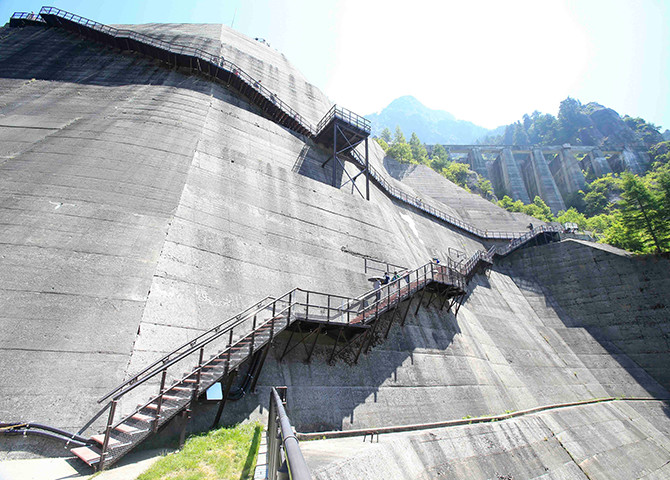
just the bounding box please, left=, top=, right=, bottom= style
left=270, top=388, right=312, bottom=480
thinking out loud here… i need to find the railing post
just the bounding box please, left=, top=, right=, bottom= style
left=270, top=301, right=276, bottom=340
left=250, top=315, right=257, bottom=357
left=153, top=370, right=167, bottom=433
left=98, top=399, right=117, bottom=471
left=326, top=295, right=331, bottom=323
left=287, top=292, right=293, bottom=328
left=305, top=292, right=310, bottom=321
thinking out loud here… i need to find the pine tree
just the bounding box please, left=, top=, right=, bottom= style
left=619, top=173, right=668, bottom=253
left=380, top=128, right=392, bottom=143
left=409, top=132, right=428, bottom=164
left=394, top=126, right=406, bottom=144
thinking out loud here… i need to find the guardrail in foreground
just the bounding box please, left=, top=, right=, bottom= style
left=267, top=387, right=311, bottom=480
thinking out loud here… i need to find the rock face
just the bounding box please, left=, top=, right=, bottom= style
left=1, top=18, right=670, bottom=479
left=582, top=103, right=649, bottom=148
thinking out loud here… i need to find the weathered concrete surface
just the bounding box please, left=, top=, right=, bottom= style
left=529, top=148, right=566, bottom=214
left=303, top=400, right=670, bottom=480
left=550, top=147, right=587, bottom=200
left=499, top=239, right=670, bottom=391
left=206, top=263, right=668, bottom=436
left=0, top=23, right=484, bottom=445
left=382, top=156, right=540, bottom=232
left=1, top=21, right=670, bottom=477
left=495, top=147, right=532, bottom=204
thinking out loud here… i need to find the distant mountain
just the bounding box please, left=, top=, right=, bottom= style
left=367, top=96, right=493, bottom=144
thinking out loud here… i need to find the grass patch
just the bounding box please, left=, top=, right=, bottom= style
left=137, top=421, right=263, bottom=480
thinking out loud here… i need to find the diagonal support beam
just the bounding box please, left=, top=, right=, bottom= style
left=212, top=369, right=238, bottom=428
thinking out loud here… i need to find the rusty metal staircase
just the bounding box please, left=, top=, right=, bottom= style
left=69, top=253, right=504, bottom=470
left=68, top=226, right=556, bottom=470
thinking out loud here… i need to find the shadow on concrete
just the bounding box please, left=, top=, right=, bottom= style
left=148, top=294, right=462, bottom=440
left=505, top=268, right=670, bottom=405
left=0, top=25, right=309, bottom=138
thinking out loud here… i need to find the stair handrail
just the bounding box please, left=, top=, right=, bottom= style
left=98, top=295, right=276, bottom=403
left=268, top=387, right=312, bottom=480
left=101, top=259, right=471, bottom=408
left=11, top=12, right=46, bottom=22
left=347, top=149, right=536, bottom=240
left=315, top=105, right=371, bottom=136
left=38, top=6, right=315, bottom=136
left=36, top=7, right=562, bottom=244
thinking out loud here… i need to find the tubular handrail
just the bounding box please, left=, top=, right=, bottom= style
left=269, top=387, right=312, bottom=480
left=11, top=12, right=46, bottom=22
left=348, top=149, right=564, bottom=241
left=34, top=7, right=561, bottom=243
left=101, top=259, right=467, bottom=406
left=98, top=296, right=276, bottom=403
left=316, top=105, right=371, bottom=135
left=38, top=6, right=315, bottom=136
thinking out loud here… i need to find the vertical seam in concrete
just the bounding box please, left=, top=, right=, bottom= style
left=121, top=81, right=218, bottom=380
left=551, top=426, right=593, bottom=480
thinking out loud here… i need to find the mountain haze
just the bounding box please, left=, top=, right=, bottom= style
left=367, top=96, right=495, bottom=144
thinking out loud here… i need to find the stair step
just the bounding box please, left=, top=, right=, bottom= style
left=114, top=423, right=145, bottom=435
left=90, top=434, right=124, bottom=447
left=169, top=386, right=193, bottom=392
left=71, top=446, right=101, bottom=466
left=131, top=412, right=155, bottom=423
left=146, top=402, right=178, bottom=411
left=161, top=395, right=181, bottom=401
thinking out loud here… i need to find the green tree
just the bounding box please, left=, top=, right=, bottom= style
left=375, top=137, right=389, bottom=152
left=582, top=174, right=621, bottom=216
left=380, top=127, right=393, bottom=143
left=409, top=132, right=428, bottom=164
left=556, top=208, right=588, bottom=230
left=394, top=126, right=406, bottom=145
left=387, top=142, right=413, bottom=164
left=497, top=195, right=524, bottom=212
left=602, top=211, right=645, bottom=252
left=442, top=162, right=470, bottom=187
left=619, top=172, right=669, bottom=253
left=430, top=144, right=450, bottom=171
left=523, top=196, right=554, bottom=222
left=477, top=178, right=493, bottom=198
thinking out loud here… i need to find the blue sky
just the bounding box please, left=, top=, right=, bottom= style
left=2, top=0, right=668, bottom=131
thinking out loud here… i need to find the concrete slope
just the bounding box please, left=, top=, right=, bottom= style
left=499, top=239, right=670, bottom=392
left=114, top=23, right=332, bottom=127
left=0, top=23, right=486, bottom=439
left=303, top=400, right=670, bottom=480
left=382, top=156, right=540, bottom=232
left=215, top=264, right=667, bottom=436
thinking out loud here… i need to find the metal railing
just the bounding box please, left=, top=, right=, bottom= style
left=10, top=12, right=46, bottom=22
left=348, top=149, right=563, bottom=241
left=363, top=257, right=408, bottom=275
left=88, top=257, right=473, bottom=467
left=30, top=7, right=560, bottom=244
left=38, top=6, right=314, bottom=136
left=267, top=387, right=311, bottom=480
left=315, top=105, right=371, bottom=136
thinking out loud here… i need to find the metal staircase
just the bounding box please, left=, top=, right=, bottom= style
left=69, top=260, right=477, bottom=469
left=68, top=227, right=556, bottom=470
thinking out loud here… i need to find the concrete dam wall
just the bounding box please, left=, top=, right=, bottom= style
left=1, top=17, right=670, bottom=478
